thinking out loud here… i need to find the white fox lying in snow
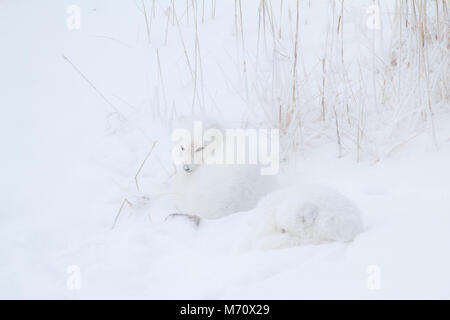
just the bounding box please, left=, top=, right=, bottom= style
left=170, top=118, right=363, bottom=248
left=171, top=117, right=273, bottom=219
left=250, top=184, right=364, bottom=249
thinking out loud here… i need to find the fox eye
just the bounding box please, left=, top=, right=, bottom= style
left=180, top=146, right=185, bottom=151
left=195, top=147, right=204, bottom=152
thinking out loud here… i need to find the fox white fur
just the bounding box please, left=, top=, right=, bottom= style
left=171, top=117, right=273, bottom=219
left=170, top=117, right=363, bottom=247
left=251, top=184, right=364, bottom=249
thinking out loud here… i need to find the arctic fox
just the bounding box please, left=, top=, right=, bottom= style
left=169, top=117, right=363, bottom=248
left=252, top=184, right=364, bottom=249
left=170, top=117, right=273, bottom=219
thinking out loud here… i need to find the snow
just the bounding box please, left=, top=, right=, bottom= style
left=1, top=0, right=449, bottom=299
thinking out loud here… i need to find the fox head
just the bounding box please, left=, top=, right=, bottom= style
left=172, top=118, right=223, bottom=174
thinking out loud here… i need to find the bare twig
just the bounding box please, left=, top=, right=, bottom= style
left=135, top=141, right=158, bottom=193
left=62, top=54, right=123, bottom=116
left=142, top=0, right=151, bottom=43
left=156, top=49, right=169, bottom=111
left=111, top=198, right=132, bottom=229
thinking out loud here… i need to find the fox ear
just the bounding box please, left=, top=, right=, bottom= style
left=203, top=143, right=216, bottom=160
left=201, top=127, right=223, bottom=160
left=204, top=134, right=222, bottom=149
left=202, top=132, right=223, bottom=163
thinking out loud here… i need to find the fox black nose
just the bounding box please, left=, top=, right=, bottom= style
left=183, top=165, right=193, bottom=173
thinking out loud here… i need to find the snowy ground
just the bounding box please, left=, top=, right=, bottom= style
left=1, top=0, right=449, bottom=299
